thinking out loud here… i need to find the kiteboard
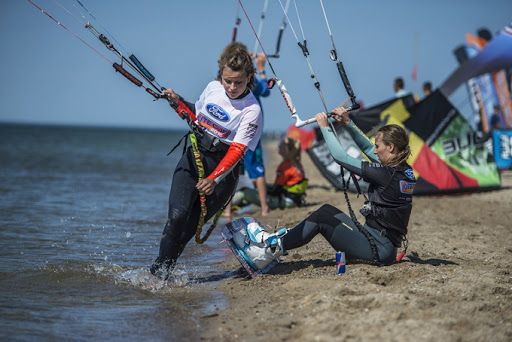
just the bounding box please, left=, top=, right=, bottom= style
left=221, top=217, right=287, bottom=278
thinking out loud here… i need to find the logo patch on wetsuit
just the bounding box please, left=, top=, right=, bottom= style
left=206, top=103, right=230, bottom=122
left=399, top=180, right=415, bottom=194
left=198, top=113, right=231, bottom=138
left=404, top=167, right=415, bottom=180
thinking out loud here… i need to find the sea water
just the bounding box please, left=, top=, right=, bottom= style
left=0, top=124, right=232, bottom=341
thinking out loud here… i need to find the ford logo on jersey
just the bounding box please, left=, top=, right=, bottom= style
left=206, top=103, right=230, bottom=122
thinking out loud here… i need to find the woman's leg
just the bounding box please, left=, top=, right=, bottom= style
left=151, top=150, right=240, bottom=277
left=151, top=151, right=200, bottom=276
left=282, top=204, right=396, bottom=263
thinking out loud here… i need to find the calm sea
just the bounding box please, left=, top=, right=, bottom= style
left=0, top=124, right=234, bottom=341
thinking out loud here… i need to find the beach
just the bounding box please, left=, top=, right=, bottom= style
left=201, top=140, right=512, bottom=341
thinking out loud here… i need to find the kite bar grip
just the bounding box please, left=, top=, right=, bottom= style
left=336, top=61, right=358, bottom=108
left=129, top=54, right=155, bottom=82
left=295, top=105, right=360, bottom=128
left=295, top=116, right=317, bottom=128
left=113, top=63, right=142, bottom=87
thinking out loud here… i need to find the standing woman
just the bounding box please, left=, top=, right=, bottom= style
left=281, top=107, right=415, bottom=265
left=151, top=43, right=263, bottom=279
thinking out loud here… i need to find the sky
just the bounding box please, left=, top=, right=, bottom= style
left=0, top=0, right=511, bottom=132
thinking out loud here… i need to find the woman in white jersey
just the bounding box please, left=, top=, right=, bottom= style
left=150, top=43, right=263, bottom=279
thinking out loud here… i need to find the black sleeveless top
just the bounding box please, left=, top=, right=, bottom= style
left=361, top=162, right=416, bottom=246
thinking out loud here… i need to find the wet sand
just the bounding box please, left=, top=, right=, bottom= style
left=201, top=140, right=512, bottom=341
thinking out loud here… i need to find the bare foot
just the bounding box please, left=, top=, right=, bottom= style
left=261, top=206, right=270, bottom=217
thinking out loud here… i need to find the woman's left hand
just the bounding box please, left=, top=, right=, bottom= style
left=196, top=178, right=216, bottom=195
left=316, top=112, right=329, bottom=128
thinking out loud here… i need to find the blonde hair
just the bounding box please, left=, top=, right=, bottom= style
left=216, top=42, right=255, bottom=88
left=376, top=124, right=411, bottom=167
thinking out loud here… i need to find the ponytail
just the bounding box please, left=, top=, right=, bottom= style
left=376, top=124, right=411, bottom=167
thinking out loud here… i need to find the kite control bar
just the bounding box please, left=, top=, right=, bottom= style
left=271, top=78, right=358, bottom=128
left=293, top=105, right=360, bottom=128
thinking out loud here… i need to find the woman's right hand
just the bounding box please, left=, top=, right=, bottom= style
left=161, top=88, right=179, bottom=103
left=315, top=112, right=329, bottom=128
left=331, top=106, right=350, bottom=125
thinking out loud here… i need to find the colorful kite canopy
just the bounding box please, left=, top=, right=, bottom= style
left=308, top=91, right=501, bottom=194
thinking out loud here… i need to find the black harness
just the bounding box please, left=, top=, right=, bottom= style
left=340, top=166, right=381, bottom=265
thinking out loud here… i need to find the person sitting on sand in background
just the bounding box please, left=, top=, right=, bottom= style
left=232, top=136, right=307, bottom=210
left=279, top=107, right=415, bottom=265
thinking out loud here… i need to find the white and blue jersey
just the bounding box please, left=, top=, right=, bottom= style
left=195, top=81, right=262, bottom=151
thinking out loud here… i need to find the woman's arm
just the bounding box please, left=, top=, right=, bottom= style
left=317, top=113, right=363, bottom=176
left=344, top=121, right=379, bottom=162
left=331, top=106, right=378, bottom=163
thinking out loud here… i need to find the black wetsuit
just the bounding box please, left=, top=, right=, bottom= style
left=150, top=82, right=262, bottom=278
left=281, top=123, right=415, bottom=265
left=151, top=139, right=240, bottom=276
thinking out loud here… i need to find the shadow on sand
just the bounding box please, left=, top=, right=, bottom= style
left=403, top=251, right=459, bottom=266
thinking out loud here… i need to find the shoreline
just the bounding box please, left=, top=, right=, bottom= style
left=199, top=140, right=512, bottom=341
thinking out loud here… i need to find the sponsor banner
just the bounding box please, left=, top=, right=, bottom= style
left=430, top=115, right=500, bottom=187
left=492, top=129, right=512, bottom=169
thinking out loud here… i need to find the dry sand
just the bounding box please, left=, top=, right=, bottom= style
left=200, top=140, right=512, bottom=341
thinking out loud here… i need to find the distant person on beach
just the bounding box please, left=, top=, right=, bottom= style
left=423, top=81, right=432, bottom=97
left=393, top=77, right=410, bottom=98
left=242, top=52, right=272, bottom=217
left=490, top=104, right=506, bottom=130
left=150, top=42, right=263, bottom=279
left=232, top=136, right=307, bottom=210
left=280, top=107, right=415, bottom=265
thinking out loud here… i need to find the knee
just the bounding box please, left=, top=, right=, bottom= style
left=309, top=204, right=344, bottom=225
left=167, top=207, right=189, bottom=227
left=318, top=204, right=337, bottom=212
left=162, top=208, right=189, bottom=238
left=316, top=204, right=343, bottom=217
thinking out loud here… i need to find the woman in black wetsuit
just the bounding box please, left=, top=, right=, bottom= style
left=281, top=107, right=416, bottom=265
left=150, top=43, right=263, bottom=279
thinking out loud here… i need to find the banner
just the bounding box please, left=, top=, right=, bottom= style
left=492, top=129, right=512, bottom=169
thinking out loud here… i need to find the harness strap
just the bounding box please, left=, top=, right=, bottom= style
left=167, top=132, right=190, bottom=156
left=189, top=133, right=216, bottom=244
left=340, top=166, right=381, bottom=265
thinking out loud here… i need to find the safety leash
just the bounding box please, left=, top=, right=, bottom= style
left=189, top=134, right=216, bottom=244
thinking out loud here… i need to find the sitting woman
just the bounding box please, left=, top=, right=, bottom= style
left=233, top=137, right=308, bottom=210
left=281, top=107, right=416, bottom=265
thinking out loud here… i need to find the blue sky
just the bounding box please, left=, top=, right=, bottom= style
left=1, top=0, right=511, bottom=131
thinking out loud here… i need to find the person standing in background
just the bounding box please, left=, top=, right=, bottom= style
left=490, top=104, right=506, bottom=130
left=243, top=52, right=272, bottom=216
left=393, top=77, right=410, bottom=98
left=422, top=81, right=432, bottom=98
